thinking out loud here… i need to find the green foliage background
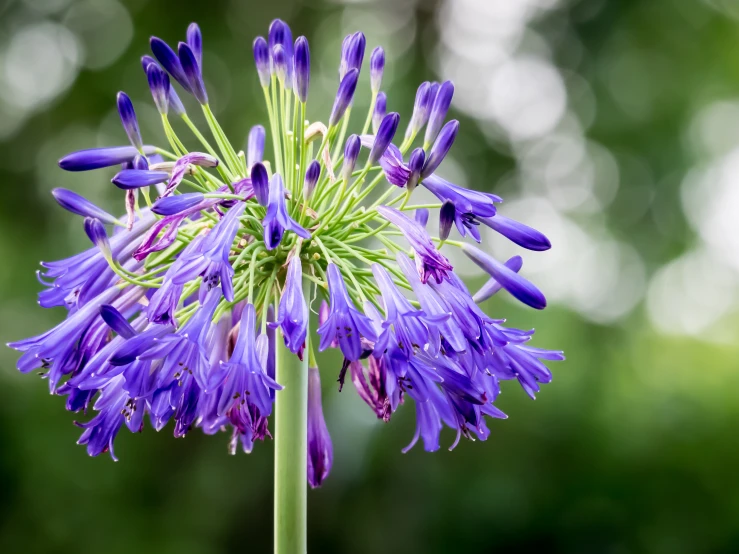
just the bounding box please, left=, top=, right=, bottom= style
left=1, top=0, right=739, bottom=552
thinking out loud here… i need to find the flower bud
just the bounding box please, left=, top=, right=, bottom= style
left=339, top=32, right=366, bottom=79
left=178, top=42, right=208, bottom=105
left=272, top=45, right=287, bottom=84
left=415, top=207, right=429, bottom=228
left=116, top=92, right=143, bottom=151
left=472, top=256, right=524, bottom=304
left=84, top=217, right=112, bottom=260
left=51, top=188, right=119, bottom=225
left=342, top=134, right=361, bottom=182
left=307, top=365, right=333, bottom=488
left=329, top=68, right=359, bottom=127
left=406, top=147, right=425, bottom=191
left=186, top=23, right=202, bottom=67
left=370, top=46, right=384, bottom=94
left=269, top=19, right=293, bottom=87
left=439, top=200, right=455, bottom=241
left=424, top=80, right=454, bottom=147
left=304, top=160, right=321, bottom=200
left=421, top=119, right=459, bottom=180
left=152, top=193, right=205, bottom=216
left=253, top=36, right=270, bottom=87
left=372, top=92, right=387, bottom=134
left=112, top=169, right=169, bottom=190
left=294, top=36, right=310, bottom=103
left=247, top=125, right=265, bottom=168
left=150, top=36, right=191, bottom=93
left=146, top=63, right=170, bottom=115
left=404, top=82, right=431, bottom=140
left=251, top=162, right=270, bottom=207
left=369, top=112, right=400, bottom=165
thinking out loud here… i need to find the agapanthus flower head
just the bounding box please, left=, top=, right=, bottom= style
left=9, top=18, right=561, bottom=489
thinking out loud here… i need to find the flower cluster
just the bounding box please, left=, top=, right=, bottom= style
left=9, top=20, right=563, bottom=487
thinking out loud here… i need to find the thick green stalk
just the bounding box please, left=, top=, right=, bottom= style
left=274, top=285, right=309, bottom=554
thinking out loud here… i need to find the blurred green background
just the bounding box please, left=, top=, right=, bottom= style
left=3, top=0, right=739, bottom=552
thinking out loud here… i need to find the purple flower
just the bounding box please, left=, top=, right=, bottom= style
left=58, top=145, right=156, bottom=172
left=358, top=137, right=410, bottom=187
left=114, top=287, right=221, bottom=391
left=350, top=356, right=393, bottom=421
left=151, top=36, right=192, bottom=92
left=424, top=80, right=454, bottom=146
left=421, top=119, right=459, bottom=180
left=275, top=256, right=308, bottom=357
left=51, top=188, right=119, bottom=225
left=317, top=264, right=377, bottom=361
left=480, top=214, right=551, bottom=251
left=461, top=243, right=546, bottom=310
left=247, top=125, right=265, bottom=168
left=179, top=41, right=208, bottom=104
left=84, top=217, right=112, bottom=259
left=146, top=235, right=205, bottom=325
left=371, top=264, right=448, bottom=358
left=253, top=37, right=270, bottom=87
left=294, top=36, right=310, bottom=103
left=329, top=68, right=359, bottom=127
left=251, top=162, right=269, bottom=206
left=171, top=203, right=246, bottom=302
left=421, top=174, right=500, bottom=242
left=214, top=304, right=282, bottom=415
left=307, top=365, right=333, bottom=488
left=370, top=47, right=384, bottom=94
left=263, top=174, right=310, bottom=250
left=117, top=92, right=143, bottom=151
left=377, top=206, right=453, bottom=284
left=369, top=112, right=400, bottom=165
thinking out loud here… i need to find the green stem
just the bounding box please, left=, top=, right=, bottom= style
left=274, top=279, right=309, bottom=554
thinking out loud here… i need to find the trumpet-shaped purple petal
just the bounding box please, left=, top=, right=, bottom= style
left=276, top=256, right=308, bottom=356
left=369, top=112, right=400, bottom=165
left=377, top=206, right=453, bottom=284
left=262, top=174, right=310, bottom=250
left=317, top=264, right=377, bottom=361
left=171, top=203, right=246, bottom=302
left=146, top=63, right=170, bottom=115
left=404, top=82, right=432, bottom=139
